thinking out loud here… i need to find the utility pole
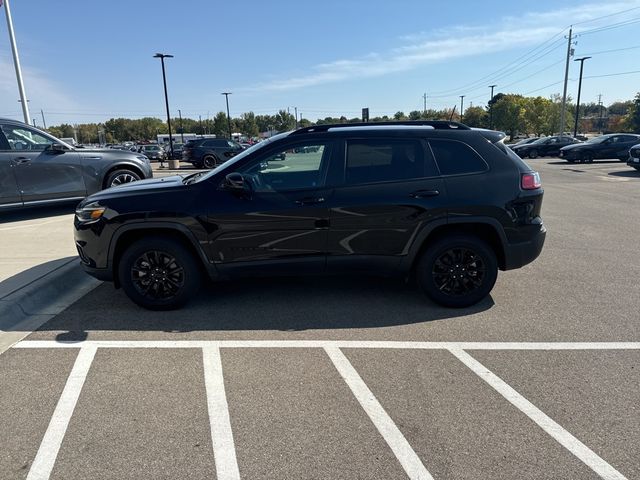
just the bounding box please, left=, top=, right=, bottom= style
left=572, top=56, right=591, bottom=137
left=40, top=109, right=47, bottom=129
left=559, top=27, right=574, bottom=137
left=199, top=115, right=203, bottom=136
left=488, top=84, right=497, bottom=129
left=3, top=0, right=30, bottom=124
left=597, top=93, right=604, bottom=133
left=294, top=107, right=298, bottom=129
left=459, top=95, right=465, bottom=122
left=221, top=92, right=232, bottom=139
left=178, top=109, right=184, bottom=144
left=423, top=93, right=427, bottom=114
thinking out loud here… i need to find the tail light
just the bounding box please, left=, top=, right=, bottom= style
left=521, top=172, right=541, bottom=190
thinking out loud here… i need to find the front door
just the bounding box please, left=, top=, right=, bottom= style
left=208, top=139, right=335, bottom=277
left=0, top=123, right=86, bottom=203
left=0, top=129, right=22, bottom=207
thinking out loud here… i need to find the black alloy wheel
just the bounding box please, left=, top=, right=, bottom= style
left=417, top=235, right=498, bottom=308
left=106, top=169, right=141, bottom=188
left=528, top=149, right=539, bottom=159
left=119, top=237, right=201, bottom=310
left=202, top=155, right=219, bottom=169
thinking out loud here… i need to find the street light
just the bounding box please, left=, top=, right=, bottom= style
left=573, top=56, right=591, bottom=138
left=459, top=95, right=465, bottom=123
left=221, top=92, right=232, bottom=139
left=153, top=53, right=174, bottom=164
left=488, top=84, right=497, bottom=129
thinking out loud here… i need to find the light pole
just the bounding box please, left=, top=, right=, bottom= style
left=573, top=56, right=591, bottom=138
left=153, top=53, right=174, bottom=163
left=459, top=95, right=465, bottom=123
left=221, top=92, right=232, bottom=139
left=178, top=109, right=184, bottom=144
left=488, top=84, right=497, bottom=129
left=3, top=0, right=30, bottom=124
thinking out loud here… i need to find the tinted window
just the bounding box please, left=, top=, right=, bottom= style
left=429, top=140, right=488, bottom=175
left=203, top=140, right=218, bottom=147
left=345, top=139, right=434, bottom=185
left=619, top=135, right=639, bottom=142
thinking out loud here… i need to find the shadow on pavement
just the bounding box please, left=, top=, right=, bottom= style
left=0, top=204, right=77, bottom=224
left=0, top=257, right=76, bottom=299
left=547, top=160, right=622, bottom=166
left=609, top=170, right=640, bottom=178
left=28, top=275, right=494, bottom=341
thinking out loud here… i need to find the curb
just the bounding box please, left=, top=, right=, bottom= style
left=0, top=259, right=101, bottom=354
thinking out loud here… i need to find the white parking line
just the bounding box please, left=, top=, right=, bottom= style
left=203, top=347, right=241, bottom=480
left=26, top=346, right=97, bottom=480
left=448, top=347, right=628, bottom=480
left=13, top=340, right=640, bottom=350
left=325, top=346, right=434, bottom=480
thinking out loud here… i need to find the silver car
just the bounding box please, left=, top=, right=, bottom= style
left=0, top=118, right=153, bottom=209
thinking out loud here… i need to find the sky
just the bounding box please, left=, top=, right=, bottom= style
left=1, top=0, right=639, bottom=126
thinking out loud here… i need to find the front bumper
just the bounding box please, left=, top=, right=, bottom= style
left=627, top=157, right=640, bottom=168
left=502, top=223, right=546, bottom=270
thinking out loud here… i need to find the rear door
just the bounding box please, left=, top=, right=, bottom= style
left=0, top=129, right=22, bottom=207
left=326, top=137, right=447, bottom=273
left=1, top=123, right=86, bottom=203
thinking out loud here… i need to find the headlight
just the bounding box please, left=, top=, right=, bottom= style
left=136, top=155, right=150, bottom=163
left=76, top=202, right=106, bottom=223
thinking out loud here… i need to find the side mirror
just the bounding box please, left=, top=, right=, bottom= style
left=222, top=172, right=252, bottom=194
left=48, top=143, right=67, bottom=154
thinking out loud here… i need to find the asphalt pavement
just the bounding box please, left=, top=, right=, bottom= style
left=1, top=158, right=639, bottom=480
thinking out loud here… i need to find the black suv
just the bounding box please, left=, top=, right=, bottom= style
left=75, top=121, right=546, bottom=310
left=182, top=138, right=243, bottom=168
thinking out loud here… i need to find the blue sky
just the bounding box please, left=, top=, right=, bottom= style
left=1, top=0, right=639, bottom=126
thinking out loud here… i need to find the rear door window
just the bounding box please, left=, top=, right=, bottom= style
left=344, top=139, right=436, bottom=185
left=429, top=139, right=488, bottom=176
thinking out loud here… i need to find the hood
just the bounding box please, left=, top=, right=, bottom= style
left=84, top=175, right=185, bottom=202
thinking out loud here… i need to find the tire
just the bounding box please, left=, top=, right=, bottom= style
left=118, top=236, right=202, bottom=310
left=416, top=235, right=498, bottom=308
left=202, top=155, right=219, bottom=169
left=528, top=149, right=538, bottom=159
left=105, top=169, right=141, bottom=189
left=583, top=151, right=594, bottom=163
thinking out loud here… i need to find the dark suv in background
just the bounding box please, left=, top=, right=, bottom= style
left=182, top=138, right=244, bottom=168
left=0, top=118, right=152, bottom=210
left=75, top=121, right=545, bottom=310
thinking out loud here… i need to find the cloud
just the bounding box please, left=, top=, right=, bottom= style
left=0, top=56, right=77, bottom=119
left=243, top=0, right=640, bottom=93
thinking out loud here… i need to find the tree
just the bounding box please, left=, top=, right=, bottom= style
left=524, top=96, right=553, bottom=136
left=608, top=101, right=633, bottom=116
left=491, top=95, right=527, bottom=139
left=462, top=106, right=488, bottom=128
left=627, top=93, right=640, bottom=133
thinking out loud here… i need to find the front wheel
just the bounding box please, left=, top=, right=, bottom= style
left=106, top=169, right=141, bottom=189
left=583, top=151, right=594, bottom=163
left=528, top=149, right=538, bottom=159
left=416, top=235, right=498, bottom=308
left=118, top=237, right=202, bottom=310
left=202, top=155, right=220, bottom=169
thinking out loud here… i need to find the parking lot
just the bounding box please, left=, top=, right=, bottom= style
left=1, top=158, right=639, bottom=480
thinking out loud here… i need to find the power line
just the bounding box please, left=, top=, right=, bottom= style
left=577, top=17, right=640, bottom=36
left=578, top=44, right=640, bottom=56
left=570, top=6, right=640, bottom=26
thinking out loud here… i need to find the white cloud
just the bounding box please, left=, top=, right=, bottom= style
left=243, top=0, right=640, bottom=93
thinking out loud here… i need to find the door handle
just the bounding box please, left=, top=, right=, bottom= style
left=410, top=189, right=439, bottom=198
left=295, top=196, right=325, bottom=206
left=12, top=157, right=31, bottom=165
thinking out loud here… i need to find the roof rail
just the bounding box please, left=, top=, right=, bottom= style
left=291, top=120, right=470, bottom=135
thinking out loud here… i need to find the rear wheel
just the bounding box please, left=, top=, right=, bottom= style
left=202, top=155, right=220, bottom=169
left=528, top=149, right=538, bottom=159
left=118, top=237, right=201, bottom=310
left=416, top=235, right=498, bottom=308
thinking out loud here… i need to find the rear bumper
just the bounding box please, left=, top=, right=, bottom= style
left=503, top=223, right=546, bottom=270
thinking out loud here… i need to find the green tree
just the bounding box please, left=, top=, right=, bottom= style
left=524, top=96, right=553, bottom=136
left=627, top=92, right=640, bottom=133
left=462, top=106, right=488, bottom=128
left=491, top=95, right=527, bottom=139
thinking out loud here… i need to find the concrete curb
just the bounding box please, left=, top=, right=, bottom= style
left=0, top=259, right=101, bottom=354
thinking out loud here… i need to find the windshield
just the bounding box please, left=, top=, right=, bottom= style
left=531, top=137, right=550, bottom=145
left=585, top=136, right=609, bottom=144
left=194, top=132, right=292, bottom=183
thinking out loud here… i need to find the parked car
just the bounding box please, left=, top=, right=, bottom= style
left=140, top=144, right=166, bottom=161
left=168, top=143, right=184, bottom=159
left=0, top=118, right=152, bottom=210
left=559, top=133, right=640, bottom=163
left=511, top=135, right=580, bottom=158
left=628, top=144, right=640, bottom=170
left=75, top=120, right=546, bottom=310
left=182, top=138, right=244, bottom=168
left=508, top=138, right=539, bottom=149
